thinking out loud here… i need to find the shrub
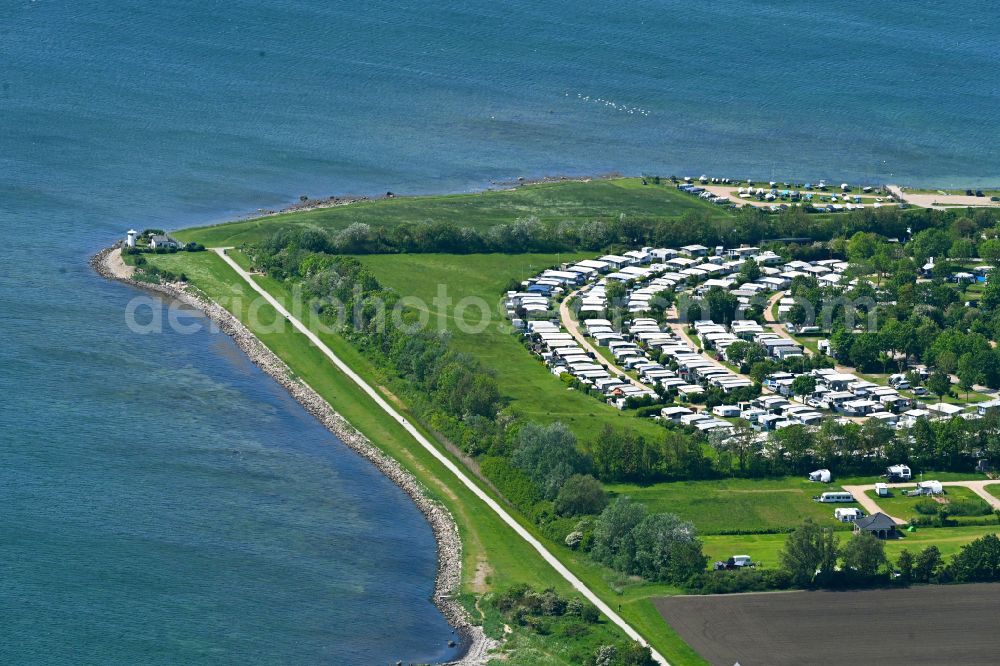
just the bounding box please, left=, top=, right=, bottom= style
left=554, top=474, right=608, bottom=517
left=480, top=456, right=541, bottom=513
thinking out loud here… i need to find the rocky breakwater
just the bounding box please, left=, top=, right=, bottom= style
left=91, top=246, right=497, bottom=665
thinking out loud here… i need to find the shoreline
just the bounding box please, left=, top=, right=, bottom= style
left=91, top=246, right=496, bottom=666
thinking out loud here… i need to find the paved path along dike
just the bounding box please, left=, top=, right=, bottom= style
left=215, top=249, right=670, bottom=666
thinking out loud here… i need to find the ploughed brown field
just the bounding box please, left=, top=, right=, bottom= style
left=655, top=584, right=1000, bottom=666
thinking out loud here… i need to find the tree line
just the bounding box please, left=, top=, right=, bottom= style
left=248, top=201, right=1000, bottom=259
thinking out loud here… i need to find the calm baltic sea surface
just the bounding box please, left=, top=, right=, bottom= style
left=1, top=0, right=997, bottom=663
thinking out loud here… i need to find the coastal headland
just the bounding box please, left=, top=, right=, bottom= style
left=96, top=174, right=1000, bottom=665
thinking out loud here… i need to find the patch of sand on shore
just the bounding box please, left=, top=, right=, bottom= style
left=103, top=247, right=135, bottom=279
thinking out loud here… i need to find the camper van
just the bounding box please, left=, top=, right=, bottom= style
left=834, top=507, right=864, bottom=522
left=727, top=555, right=754, bottom=568
left=875, top=483, right=890, bottom=497
left=885, top=464, right=912, bottom=482
left=815, top=491, right=854, bottom=503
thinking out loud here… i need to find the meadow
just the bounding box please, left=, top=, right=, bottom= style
left=357, top=252, right=670, bottom=443
left=702, top=524, right=1000, bottom=566
left=605, top=477, right=862, bottom=535
left=174, top=177, right=733, bottom=247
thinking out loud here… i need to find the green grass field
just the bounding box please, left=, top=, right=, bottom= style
left=606, top=477, right=863, bottom=535
left=703, top=525, right=1000, bottom=566
left=357, top=252, right=670, bottom=443
left=174, top=178, right=732, bottom=247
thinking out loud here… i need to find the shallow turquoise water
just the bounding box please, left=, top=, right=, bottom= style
left=1, top=0, right=997, bottom=663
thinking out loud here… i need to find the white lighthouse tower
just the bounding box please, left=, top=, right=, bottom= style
left=126, top=229, right=138, bottom=248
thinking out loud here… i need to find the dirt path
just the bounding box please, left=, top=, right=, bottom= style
left=763, top=291, right=811, bottom=354
left=841, top=480, right=1000, bottom=525
left=102, top=247, right=135, bottom=279
left=559, top=288, right=650, bottom=391
left=219, top=251, right=669, bottom=666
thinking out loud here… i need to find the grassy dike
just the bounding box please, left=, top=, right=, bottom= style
left=141, top=250, right=706, bottom=665
left=172, top=177, right=732, bottom=247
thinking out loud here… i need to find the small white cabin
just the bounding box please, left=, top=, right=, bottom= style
left=875, top=482, right=889, bottom=497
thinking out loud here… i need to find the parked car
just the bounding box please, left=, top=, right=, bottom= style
left=913, top=387, right=929, bottom=397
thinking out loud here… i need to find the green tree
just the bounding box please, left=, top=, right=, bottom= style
left=630, top=513, right=706, bottom=583
left=590, top=497, right=647, bottom=573
left=648, top=288, right=676, bottom=321
left=554, top=474, right=608, bottom=517
left=511, top=422, right=585, bottom=499
left=982, top=267, right=1000, bottom=312
left=791, top=375, right=817, bottom=397
left=896, top=549, right=914, bottom=583
left=927, top=371, right=953, bottom=402
left=848, top=332, right=881, bottom=371
left=949, top=238, right=976, bottom=259
left=908, top=228, right=953, bottom=265
left=590, top=426, right=660, bottom=483
left=978, top=238, right=1000, bottom=262
left=949, top=534, right=1000, bottom=582
left=779, top=519, right=839, bottom=586
left=913, top=545, right=943, bottom=583
left=739, top=258, right=762, bottom=282
left=957, top=352, right=984, bottom=399
left=725, top=340, right=767, bottom=369
left=841, top=531, right=887, bottom=576
left=846, top=231, right=882, bottom=264
left=703, top=287, right=739, bottom=326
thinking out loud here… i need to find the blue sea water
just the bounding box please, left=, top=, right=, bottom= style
left=2, top=0, right=998, bottom=663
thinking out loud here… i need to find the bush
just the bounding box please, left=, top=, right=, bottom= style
left=684, top=568, right=793, bottom=594
left=947, top=498, right=992, bottom=517
left=554, top=474, right=608, bottom=517
left=480, top=456, right=541, bottom=513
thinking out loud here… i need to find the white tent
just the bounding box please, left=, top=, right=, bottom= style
left=808, top=469, right=832, bottom=483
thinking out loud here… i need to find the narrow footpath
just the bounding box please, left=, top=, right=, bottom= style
left=215, top=249, right=670, bottom=666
